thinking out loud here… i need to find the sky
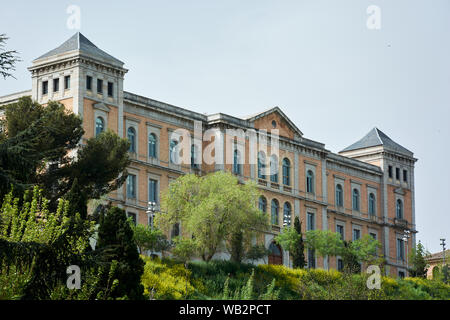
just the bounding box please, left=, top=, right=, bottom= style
left=1, top=0, right=449, bottom=253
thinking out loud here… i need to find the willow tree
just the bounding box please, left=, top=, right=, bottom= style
left=156, top=171, right=269, bottom=262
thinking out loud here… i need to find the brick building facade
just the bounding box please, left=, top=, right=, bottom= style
left=0, top=33, right=418, bottom=277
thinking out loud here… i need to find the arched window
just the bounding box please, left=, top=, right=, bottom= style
left=352, top=188, right=360, bottom=211
left=233, top=149, right=242, bottom=175
left=396, top=199, right=403, bottom=219
left=335, top=184, right=343, bottom=207
left=369, top=193, right=376, bottom=216
left=127, top=127, right=136, bottom=153
left=282, top=158, right=291, bottom=186
left=148, top=133, right=157, bottom=158
left=257, top=151, right=266, bottom=179
left=271, top=199, right=279, bottom=225
left=259, top=196, right=267, bottom=213
left=95, top=117, right=104, bottom=137
left=191, top=144, right=199, bottom=169
left=283, top=202, right=292, bottom=227
left=169, top=140, right=178, bottom=164
left=270, top=154, right=278, bottom=183
left=306, top=170, right=314, bottom=193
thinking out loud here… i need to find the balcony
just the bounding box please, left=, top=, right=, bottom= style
left=270, top=182, right=280, bottom=189
left=258, top=179, right=267, bottom=187
left=394, top=218, right=408, bottom=228
left=283, top=185, right=292, bottom=193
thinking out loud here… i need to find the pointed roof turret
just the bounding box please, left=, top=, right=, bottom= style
left=33, top=32, right=124, bottom=67
left=340, top=127, right=413, bottom=157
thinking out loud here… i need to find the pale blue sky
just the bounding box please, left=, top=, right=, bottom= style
left=1, top=0, right=449, bottom=253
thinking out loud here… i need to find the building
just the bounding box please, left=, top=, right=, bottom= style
left=0, top=33, right=418, bottom=277
left=425, top=250, right=450, bottom=279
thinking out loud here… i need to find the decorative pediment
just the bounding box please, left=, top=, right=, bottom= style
left=93, top=102, right=110, bottom=113
left=245, top=107, right=303, bottom=141
left=394, top=187, right=405, bottom=195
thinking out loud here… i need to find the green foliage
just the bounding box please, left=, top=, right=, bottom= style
left=292, top=217, right=306, bottom=268
left=0, top=34, right=20, bottom=79
left=129, top=223, right=170, bottom=255
left=304, top=230, right=344, bottom=259
left=0, top=97, right=130, bottom=217
left=0, top=187, right=94, bottom=299
left=142, top=258, right=450, bottom=300
left=141, top=256, right=200, bottom=299
left=157, top=171, right=269, bottom=261
left=95, top=206, right=145, bottom=300
left=408, top=241, right=430, bottom=278
left=245, top=244, right=271, bottom=264
left=171, top=237, right=199, bottom=264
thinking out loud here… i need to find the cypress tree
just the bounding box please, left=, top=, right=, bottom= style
left=292, top=216, right=306, bottom=268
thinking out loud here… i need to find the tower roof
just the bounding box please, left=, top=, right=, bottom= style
left=33, top=32, right=124, bottom=66
left=340, top=127, right=413, bottom=157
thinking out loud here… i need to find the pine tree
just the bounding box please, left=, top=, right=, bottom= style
left=408, top=241, right=429, bottom=278
left=95, top=206, right=144, bottom=299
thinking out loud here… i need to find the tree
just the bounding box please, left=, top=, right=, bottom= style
left=408, top=241, right=430, bottom=278
left=0, top=187, right=94, bottom=299
left=291, top=217, right=306, bottom=268
left=275, top=225, right=302, bottom=264
left=0, top=34, right=20, bottom=79
left=95, top=206, right=144, bottom=299
left=129, top=223, right=169, bottom=256
left=156, top=171, right=269, bottom=262
left=0, top=97, right=130, bottom=217
left=304, top=230, right=344, bottom=269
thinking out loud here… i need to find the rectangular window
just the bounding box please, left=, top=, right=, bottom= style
left=64, top=75, right=70, bottom=89
left=397, top=239, right=405, bottom=261
left=307, top=249, right=315, bottom=268
left=353, top=228, right=361, bottom=241
left=370, top=232, right=377, bottom=240
left=395, top=167, right=400, bottom=180
left=149, top=179, right=157, bottom=204
left=42, top=81, right=48, bottom=95
left=126, top=174, right=136, bottom=199
left=388, top=165, right=393, bottom=178
left=53, top=78, right=59, bottom=92
left=108, top=82, right=114, bottom=97
left=86, top=76, right=92, bottom=90
left=307, top=213, right=315, bottom=231
left=97, top=79, right=103, bottom=94
left=336, top=225, right=344, bottom=240
left=127, top=212, right=137, bottom=225
left=337, top=258, right=344, bottom=272
left=403, top=169, right=407, bottom=182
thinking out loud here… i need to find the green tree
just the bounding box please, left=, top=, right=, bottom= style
left=0, top=97, right=130, bottom=217
left=304, top=230, right=344, bottom=269
left=291, top=217, right=306, bottom=268
left=408, top=241, right=430, bottom=278
left=156, top=171, right=269, bottom=262
left=0, top=34, right=20, bottom=79
left=129, top=222, right=170, bottom=256
left=95, top=206, right=145, bottom=299
left=0, top=187, right=94, bottom=299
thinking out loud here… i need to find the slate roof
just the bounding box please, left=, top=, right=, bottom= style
left=33, top=32, right=124, bottom=66
left=340, top=127, right=413, bottom=157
